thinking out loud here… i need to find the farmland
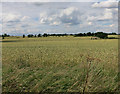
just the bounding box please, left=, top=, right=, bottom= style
left=2, top=36, right=118, bottom=92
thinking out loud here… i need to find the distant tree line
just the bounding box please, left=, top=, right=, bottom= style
left=26, top=33, right=68, bottom=38
left=1, top=33, right=10, bottom=39
left=26, top=32, right=109, bottom=39
left=1, top=32, right=118, bottom=39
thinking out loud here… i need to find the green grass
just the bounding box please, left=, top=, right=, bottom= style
left=108, top=35, right=119, bottom=38
left=2, top=37, right=118, bottom=92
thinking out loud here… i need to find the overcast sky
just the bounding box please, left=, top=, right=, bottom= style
left=0, top=0, right=118, bottom=35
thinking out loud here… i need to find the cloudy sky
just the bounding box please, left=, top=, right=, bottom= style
left=0, top=0, right=118, bottom=36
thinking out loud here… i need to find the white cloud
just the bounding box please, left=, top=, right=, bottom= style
left=39, top=7, right=81, bottom=25
left=92, top=0, right=118, bottom=8
left=59, top=7, right=81, bottom=25
left=87, top=8, right=113, bottom=21
left=1, top=0, right=100, bottom=2
left=21, top=16, right=30, bottom=21
left=88, top=22, right=92, bottom=25
left=60, top=7, right=78, bottom=16
left=39, top=12, right=60, bottom=25
left=101, top=9, right=113, bottom=20
left=40, top=12, right=52, bottom=24
left=2, top=13, right=31, bottom=23
left=2, top=13, right=21, bottom=22
left=109, top=24, right=114, bottom=27
left=50, top=21, right=61, bottom=26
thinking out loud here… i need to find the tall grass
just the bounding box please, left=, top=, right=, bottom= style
left=2, top=37, right=118, bottom=92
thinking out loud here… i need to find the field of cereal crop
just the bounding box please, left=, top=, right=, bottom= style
left=2, top=36, right=118, bottom=92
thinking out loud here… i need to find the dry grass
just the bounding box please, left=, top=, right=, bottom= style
left=2, top=36, right=118, bottom=92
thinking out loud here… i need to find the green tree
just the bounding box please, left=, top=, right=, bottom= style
left=23, top=34, right=25, bottom=38
left=95, top=32, right=108, bottom=39
left=43, top=33, right=48, bottom=37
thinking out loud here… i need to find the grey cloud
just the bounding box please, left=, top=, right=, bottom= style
left=33, top=2, right=47, bottom=6
left=59, top=7, right=81, bottom=25
left=39, top=7, right=81, bottom=25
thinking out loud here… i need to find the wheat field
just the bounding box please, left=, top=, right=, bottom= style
left=2, top=36, right=118, bottom=92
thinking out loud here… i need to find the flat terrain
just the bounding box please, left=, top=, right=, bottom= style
left=2, top=37, right=118, bottom=92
